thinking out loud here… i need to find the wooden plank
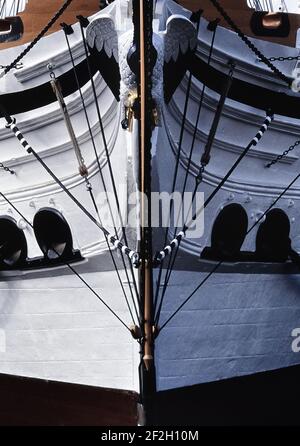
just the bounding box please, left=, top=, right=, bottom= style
left=0, top=373, right=138, bottom=426
left=178, top=0, right=300, bottom=46
left=0, top=0, right=100, bottom=49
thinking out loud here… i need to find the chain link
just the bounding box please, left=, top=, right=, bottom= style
left=259, top=55, right=300, bottom=62
left=265, top=140, right=300, bottom=168
left=208, top=0, right=291, bottom=86
left=0, top=0, right=74, bottom=79
left=0, top=162, right=15, bottom=175
left=0, top=62, right=23, bottom=70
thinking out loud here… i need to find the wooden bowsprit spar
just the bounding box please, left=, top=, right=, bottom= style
left=131, top=0, right=157, bottom=423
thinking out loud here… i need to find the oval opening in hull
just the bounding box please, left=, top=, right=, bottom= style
left=33, top=208, right=73, bottom=261
left=255, top=208, right=291, bottom=262
left=0, top=216, right=27, bottom=268
left=202, top=204, right=248, bottom=261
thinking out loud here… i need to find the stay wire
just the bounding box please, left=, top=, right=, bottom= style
left=207, top=0, right=291, bottom=86
left=77, top=17, right=140, bottom=305
left=0, top=191, right=132, bottom=333
left=154, top=112, right=273, bottom=269
left=156, top=60, right=234, bottom=324
left=153, top=14, right=202, bottom=312
left=63, top=28, right=141, bottom=326
left=154, top=113, right=273, bottom=326
left=87, top=183, right=138, bottom=327
left=3, top=121, right=137, bottom=262
left=154, top=22, right=219, bottom=321
left=1, top=0, right=75, bottom=78
left=158, top=165, right=300, bottom=333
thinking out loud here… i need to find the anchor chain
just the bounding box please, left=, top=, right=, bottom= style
left=265, top=140, right=300, bottom=168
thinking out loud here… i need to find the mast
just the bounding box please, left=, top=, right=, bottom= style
left=132, top=0, right=156, bottom=423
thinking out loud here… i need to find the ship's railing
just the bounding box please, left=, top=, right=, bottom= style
left=163, top=0, right=299, bottom=91
left=247, top=0, right=300, bottom=14
left=0, top=0, right=28, bottom=19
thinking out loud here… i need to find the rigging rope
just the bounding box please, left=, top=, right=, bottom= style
left=153, top=19, right=219, bottom=314
left=155, top=57, right=235, bottom=324
left=153, top=11, right=202, bottom=312
left=49, top=55, right=139, bottom=325
left=86, top=180, right=139, bottom=327
left=3, top=116, right=140, bottom=265
left=201, top=61, right=235, bottom=166
left=76, top=16, right=141, bottom=300
left=158, top=167, right=300, bottom=332
left=0, top=0, right=74, bottom=78
left=207, top=0, right=291, bottom=86
left=154, top=113, right=274, bottom=324
left=0, top=191, right=133, bottom=334
left=61, top=24, right=141, bottom=324
left=154, top=111, right=274, bottom=266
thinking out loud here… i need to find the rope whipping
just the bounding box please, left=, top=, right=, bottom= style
left=61, top=24, right=141, bottom=325
left=0, top=191, right=133, bottom=334
left=158, top=167, right=300, bottom=332
left=155, top=59, right=235, bottom=324
left=50, top=67, right=139, bottom=326
left=76, top=16, right=141, bottom=300
left=154, top=112, right=274, bottom=267
left=153, top=10, right=203, bottom=311
left=153, top=18, right=218, bottom=314
left=3, top=115, right=139, bottom=265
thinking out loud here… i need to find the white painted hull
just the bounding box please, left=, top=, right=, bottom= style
left=155, top=266, right=300, bottom=390
left=0, top=1, right=140, bottom=392
left=0, top=0, right=300, bottom=398
left=154, top=1, right=300, bottom=390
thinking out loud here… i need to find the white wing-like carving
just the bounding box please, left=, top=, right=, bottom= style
left=162, top=14, right=197, bottom=63
left=118, top=30, right=136, bottom=103
left=86, top=14, right=119, bottom=62
left=152, top=32, right=164, bottom=109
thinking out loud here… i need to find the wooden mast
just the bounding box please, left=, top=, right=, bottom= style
left=134, top=0, right=156, bottom=423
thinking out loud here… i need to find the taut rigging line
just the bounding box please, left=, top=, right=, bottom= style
left=61, top=23, right=141, bottom=325
left=153, top=17, right=219, bottom=315
left=2, top=114, right=139, bottom=266
left=207, top=0, right=291, bottom=86
left=155, top=58, right=235, bottom=325
left=153, top=10, right=203, bottom=313
left=154, top=111, right=274, bottom=267
left=0, top=0, right=75, bottom=79
left=76, top=15, right=141, bottom=303
left=157, top=166, right=300, bottom=332
left=0, top=191, right=133, bottom=334
left=154, top=111, right=273, bottom=324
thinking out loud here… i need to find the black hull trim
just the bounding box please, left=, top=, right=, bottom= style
left=0, top=55, right=99, bottom=117
left=151, top=364, right=300, bottom=426
left=189, top=55, right=299, bottom=118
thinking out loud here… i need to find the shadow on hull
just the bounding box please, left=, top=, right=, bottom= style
left=151, top=364, right=300, bottom=426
